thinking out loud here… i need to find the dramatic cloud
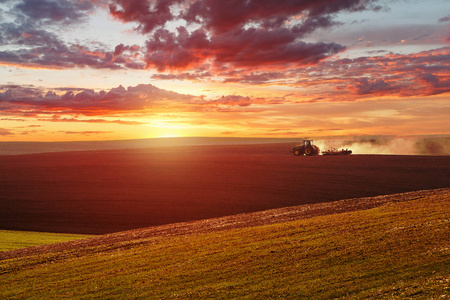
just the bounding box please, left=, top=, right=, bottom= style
left=180, top=0, right=383, bottom=34
left=131, top=0, right=384, bottom=71
left=0, top=84, right=195, bottom=116
left=336, top=48, right=450, bottom=98
left=0, top=21, right=145, bottom=69
left=210, top=28, right=345, bottom=67
left=0, top=0, right=385, bottom=71
left=14, top=0, right=95, bottom=25
left=192, top=47, right=448, bottom=100
left=109, top=0, right=183, bottom=34
left=0, top=0, right=448, bottom=141
left=0, top=0, right=145, bottom=69
left=417, top=72, right=450, bottom=95
left=142, top=25, right=346, bottom=71
left=0, top=83, right=287, bottom=120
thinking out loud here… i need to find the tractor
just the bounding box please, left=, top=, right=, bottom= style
left=291, top=140, right=320, bottom=156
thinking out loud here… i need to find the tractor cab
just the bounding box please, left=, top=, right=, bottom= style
left=291, top=140, right=320, bottom=156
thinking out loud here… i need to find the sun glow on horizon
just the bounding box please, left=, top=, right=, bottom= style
left=158, top=133, right=182, bottom=138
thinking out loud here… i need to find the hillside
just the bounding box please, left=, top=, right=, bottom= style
left=0, top=231, right=93, bottom=252
left=1, top=188, right=449, bottom=299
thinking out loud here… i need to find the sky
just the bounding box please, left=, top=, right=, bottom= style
left=0, top=0, right=449, bottom=141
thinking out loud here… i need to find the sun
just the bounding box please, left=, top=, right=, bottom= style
left=159, top=134, right=180, bottom=138
left=156, top=129, right=185, bottom=138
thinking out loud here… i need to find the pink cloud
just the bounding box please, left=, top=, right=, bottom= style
left=109, top=0, right=182, bottom=34
left=203, top=95, right=252, bottom=107
left=0, top=84, right=195, bottom=116
left=214, top=47, right=450, bottom=100
left=181, top=0, right=383, bottom=34
left=418, top=73, right=450, bottom=95
left=144, top=27, right=211, bottom=71
left=1, top=47, right=448, bottom=123
left=107, top=0, right=385, bottom=71
left=0, top=0, right=390, bottom=73
left=0, top=82, right=288, bottom=122
left=210, top=27, right=345, bottom=68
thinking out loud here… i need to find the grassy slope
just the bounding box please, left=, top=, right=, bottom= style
left=0, top=231, right=93, bottom=252
left=1, top=189, right=449, bottom=299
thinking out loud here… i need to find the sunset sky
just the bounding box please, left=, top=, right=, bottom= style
left=0, top=0, right=449, bottom=141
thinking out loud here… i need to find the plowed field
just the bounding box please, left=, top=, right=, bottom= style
left=1, top=143, right=449, bottom=234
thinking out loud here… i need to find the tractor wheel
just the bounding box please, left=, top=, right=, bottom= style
left=293, top=149, right=301, bottom=156
left=304, top=147, right=312, bottom=155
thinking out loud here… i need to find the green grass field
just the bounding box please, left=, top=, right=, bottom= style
left=0, top=230, right=93, bottom=252
left=1, top=190, right=449, bottom=299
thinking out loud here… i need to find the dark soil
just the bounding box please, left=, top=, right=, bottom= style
left=0, top=143, right=449, bottom=234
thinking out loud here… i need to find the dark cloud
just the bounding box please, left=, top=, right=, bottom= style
left=144, top=27, right=210, bottom=71
left=14, top=0, right=95, bottom=25
left=212, top=27, right=345, bottom=67
left=0, top=0, right=387, bottom=71
left=0, top=22, right=59, bottom=47
left=0, top=21, right=145, bottom=69
left=0, top=0, right=144, bottom=70
left=152, top=71, right=212, bottom=81
left=348, top=77, right=394, bottom=95
left=181, top=0, right=383, bottom=34
left=418, top=73, right=450, bottom=95
left=109, top=0, right=183, bottom=34
left=108, top=0, right=385, bottom=71
left=141, top=24, right=345, bottom=71
left=1, top=0, right=447, bottom=102
left=222, top=71, right=286, bottom=84
left=438, top=15, right=450, bottom=22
